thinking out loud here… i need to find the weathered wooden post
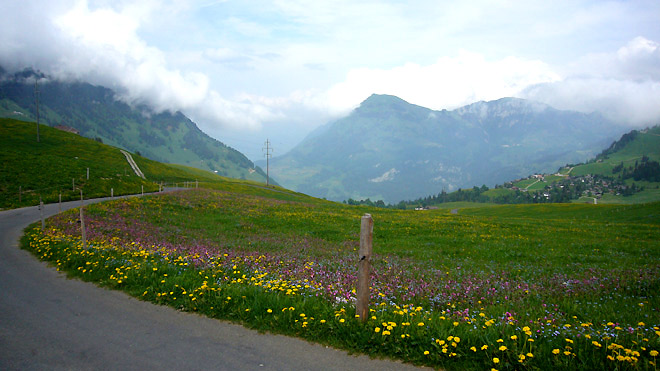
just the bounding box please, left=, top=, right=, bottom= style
left=111, top=188, right=114, bottom=198
left=19, top=186, right=22, bottom=204
left=58, top=193, right=62, bottom=213
left=356, top=213, right=373, bottom=322
left=39, top=196, right=45, bottom=231
left=72, top=178, right=75, bottom=191
left=141, top=185, right=144, bottom=195
left=86, top=167, right=89, bottom=180
left=80, top=190, right=87, bottom=249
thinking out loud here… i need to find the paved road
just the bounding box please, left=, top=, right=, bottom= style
left=0, top=192, right=421, bottom=370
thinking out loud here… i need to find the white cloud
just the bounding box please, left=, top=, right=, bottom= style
left=321, top=51, right=561, bottom=113
left=370, top=168, right=399, bottom=183
left=0, top=0, right=274, bottom=131
left=522, top=37, right=660, bottom=126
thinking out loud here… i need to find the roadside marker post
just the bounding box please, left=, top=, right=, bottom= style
left=80, top=190, right=87, bottom=249
left=39, top=196, right=45, bottom=231
left=356, top=213, right=373, bottom=322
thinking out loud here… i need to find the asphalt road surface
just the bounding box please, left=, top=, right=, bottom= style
left=0, top=192, right=422, bottom=370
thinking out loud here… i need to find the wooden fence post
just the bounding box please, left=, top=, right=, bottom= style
left=356, top=213, right=373, bottom=322
left=59, top=193, right=62, bottom=213
left=39, top=196, right=45, bottom=231
left=111, top=188, right=114, bottom=198
left=19, top=185, right=22, bottom=204
left=87, top=167, right=89, bottom=180
left=141, top=185, right=144, bottom=195
left=72, top=178, right=75, bottom=191
left=80, top=190, right=87, bottom=249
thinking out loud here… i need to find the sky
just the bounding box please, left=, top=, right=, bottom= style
left=1, top=0, right=659, bottom=161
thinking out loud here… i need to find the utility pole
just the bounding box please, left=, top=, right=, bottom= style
left=34, top=78, right=40, bottom=143
left=262, top=139, right=273, bottom=186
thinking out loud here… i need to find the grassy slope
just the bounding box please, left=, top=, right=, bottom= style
left=0, top=118, right=273, bottom=209
left=571, top=126, right=660, bottom=177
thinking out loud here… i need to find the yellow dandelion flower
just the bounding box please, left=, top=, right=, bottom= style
left=499, top=345, right=507, bottom=351
left=423, top=351, right=429, bottom=355
left=375, top=327, right=381, bottom=333
left=493, top=357, right=500, bottom=364
left=650, top=350, right=659, bottom=357
left=552, top=349, right=560, bottom=355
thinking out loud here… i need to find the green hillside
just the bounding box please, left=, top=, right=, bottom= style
left=0, top=118, right=279, bottom=209
left=571, top=125, right=660, bottom=176
left=0, top=68, right=270, bottom=183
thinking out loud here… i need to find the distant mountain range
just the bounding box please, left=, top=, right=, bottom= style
left=0, top=68, right=270, bottom=183
left=263, top=94, right=627, bottom=203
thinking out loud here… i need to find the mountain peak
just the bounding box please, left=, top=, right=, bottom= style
left=359, top=94, right=410, bottom=108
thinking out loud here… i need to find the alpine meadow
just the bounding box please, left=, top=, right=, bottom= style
left=2, top=3, right=660, bottom=368
left=4, top=116, right=657, bottom=370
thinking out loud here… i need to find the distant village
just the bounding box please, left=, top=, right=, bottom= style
left=503, top=171, right=640, bottom=203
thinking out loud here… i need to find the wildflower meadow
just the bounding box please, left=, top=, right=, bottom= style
left=23, top=187, right=660, bottom=370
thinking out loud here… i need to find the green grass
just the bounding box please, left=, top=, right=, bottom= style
left=513, top=178, right=539, bottom=189
left=0, top=118, right=266, bottom=209
left=423, top=201, right=498, bottom=210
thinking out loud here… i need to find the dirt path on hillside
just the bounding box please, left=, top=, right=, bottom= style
left=0, top=193, right=420, bottom=370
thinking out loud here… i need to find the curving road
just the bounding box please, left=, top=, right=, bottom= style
left=0, top=193, right=421, bottom=370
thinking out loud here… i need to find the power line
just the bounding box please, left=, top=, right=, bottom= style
left=262, top=139, right=273, bottom=186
